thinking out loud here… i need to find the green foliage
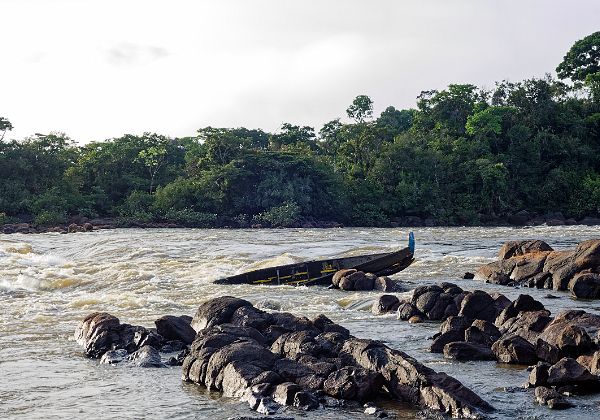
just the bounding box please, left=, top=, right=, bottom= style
left=163, top=208, right=217, bottom=227
left=0, top=117, right=13, bottom=141
left=557, top=31, right=600, bottom=82
left=34, top=210, right=66, bottom=226
left=254, top=201, right=301, bottom=227
left=2, top=33, right=600, bottom=227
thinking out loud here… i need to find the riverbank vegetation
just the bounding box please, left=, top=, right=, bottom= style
left=1, top=33, right=599, bottom=228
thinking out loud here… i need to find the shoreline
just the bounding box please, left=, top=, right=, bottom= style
left=2, top=215, right=600, bottom=235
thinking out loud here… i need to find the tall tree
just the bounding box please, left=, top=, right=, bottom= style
left=557, top=31, right=600, bottom=82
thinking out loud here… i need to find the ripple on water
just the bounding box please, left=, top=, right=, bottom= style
left=2, top=226, right=600, bottom=419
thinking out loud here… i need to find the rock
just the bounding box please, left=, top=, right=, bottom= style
left=569, top=273, right=600, bottom=299
left=426, top=293, right=455, bottom=321
left=547, top=357, right=599, bottom=388
left=463, top=272, right=475, bottom=280
left=495, top=295, right=546, bottom=327
left=492, top=334, right=537, bottom=364
left=191, top=296, right=252, bottom=331
left=230, top=306, right=273, bottom=330
left=577, top=350, right=600, bottom=374
left=535, top=339, right=562, bottom=364
left=155, top=315, right=195, bottom=345
left=75, top=312, right=121, bottom=358
left=396, top=302, right=422, bottom=321
left=312, top=314, right=350, bottom=337
left=128, top=345, right=163, bottom=367
left=272, top=382, right=303, bottom=405
left=430, top=330, right=465, bottom=353
left=74, top=312, right=157, bottom=358
left=323, top=367, right=384, bottom=402
left=534, top=386, right=574, bottom=409
left=100, top=348, right=128, bottom=364
left=474, top=260, right=514, bottom=285
left=180, top=297, right=494, bottom=418
left=498, top=240, right=553, bottom=260
left=440, top=316, right=472, bottom=335
left=373, top=276, right=398, bottom=292
left=539, top=312, right=595, bottom=358
left=499, top=310, right=552, bottom=344
left=353, top=272, right=375, bottom=291
left=443, top=342, right=495, bottom=361
left=528, top=362, right=550, bottom=387
left=332, top=269, right=356, bottom=287
left=408, top=315, right=424, bottom=324
left=371, top=294, right=400, bottom=315
left=83, top=222, right=93, bottom=232
left=581, top=217, right=600, bottom=226
left=459, top=291, right=496, bottom=323
left=414, top=289, right=442, bottom=314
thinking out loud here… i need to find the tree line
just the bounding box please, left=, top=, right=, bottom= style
left=1, top=33, right=599, bottom=228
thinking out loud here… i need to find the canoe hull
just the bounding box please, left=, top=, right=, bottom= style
left=213, top=247, right=413, bottom=286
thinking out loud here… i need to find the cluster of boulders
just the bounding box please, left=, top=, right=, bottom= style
left=2, top=222, right=95, bottom=234
left=474, top=239, right=600, bottom=299
left=331, top=269, right=403, bottom=292
left=76, top=297, right=495, bottom=418
left=75, top=312, right=195, bottom=367
left=374, top=283, right=600, bottom=410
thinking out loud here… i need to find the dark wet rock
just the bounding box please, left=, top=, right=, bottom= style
left=463, top=272, right=475, bottom=280
left=323, top=367, right=384, bottom=402
left=353, top=272, right=375, bottom=291
left=577, top=350, right=600, bottom=375
left=396, top=301, right=422, bottom=321
left=464, top=325, right=496, bottom=347
left=492, top=334, right=537, bottom=364
left=180, top=298, right=494, bottom=418
left=155, top=315, right=195, bottom=344
left=547, top=357, right=599, bottom=388
left=569, top=273, right=600, bottom=300
left=528, top=362, right=550, bottom=387
left=191, top=296, right=252, bottom=331
left=372, top=294, right=400, bottom=315
left=430, top=330, right=465, bottom=353
left=459, top=291, right=496, bottom=323
left=499, top=310, right=552, bottom=344
left=230, top=306, right=273, bottom=330
left=539, top=312, right=596, bottom=358
left=74, top=312, right=158, bottom=359
left=128, top=345, right=163, bottom=367
left=312, top=314, right=350, bottom=338
left=364, top=402, right=389, bottom=417
left=440, top=316, right=472, bottom=335
left=100, top=348, right=128, bottom=364
left=160, top=340, right=188, bottom=353
left=534, top=386, right=574, bottom=409
left=443, top=342, right=495, bottom=361
left=494, top=294, right=546, bottom=327
left=272, top=382, right=303, bottom=405
left=535, top=338, right=562, bottom=364
left=426, top=293, right=455, bottom=321
left=412, top=285, right=443, bottom=314
left=374, top=276, right=399, bottom=292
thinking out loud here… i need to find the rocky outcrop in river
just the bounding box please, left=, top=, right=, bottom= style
left=473, top=239, right=600, bottom=299
left=76, top=297, right=495, bottom=418
left=375, top=283, right=600, bottom=410
left=182, top=296, right=494, bottom=418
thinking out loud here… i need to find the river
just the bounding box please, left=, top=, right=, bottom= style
left=1, top=226, right=600, bottom=419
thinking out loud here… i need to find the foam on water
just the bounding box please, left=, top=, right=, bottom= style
left=1, top=226, right=600, bottom=419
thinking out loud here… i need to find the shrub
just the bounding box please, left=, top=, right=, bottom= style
left=164, top=208, right=217, bottom=227
left=254, top=201, right=301, bottom=227
left=34, top=210, right=67, bottom=226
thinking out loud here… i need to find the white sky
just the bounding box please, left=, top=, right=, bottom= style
left=1, top=0, right=599, bottom=143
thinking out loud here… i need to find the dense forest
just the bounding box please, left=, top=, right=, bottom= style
left=1, top=33, right=599, bottom=229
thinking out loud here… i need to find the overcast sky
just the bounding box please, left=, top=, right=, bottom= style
left=1, top=0, right=599, bottom=143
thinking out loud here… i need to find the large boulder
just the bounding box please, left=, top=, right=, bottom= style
left=443, top=342, right=495, bottom=361
left=498, top=240, right=553, bottom=260
left=371, top=295, right=400, bottom=315
left=155, top=315, right=195, bottom=344
left=547, top=357, right=599, bottom=389
left=538, top=311, right=599, bottom=358
left=458, top=291, right=497, bottom=323
left=191, top=296, right=253, bottom=331
left=491, top=334, right=537, bottom=364
left=569, top=273, right=600, bottom=300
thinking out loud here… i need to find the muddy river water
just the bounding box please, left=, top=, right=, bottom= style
left=1, top=226, right=600, bottom=419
